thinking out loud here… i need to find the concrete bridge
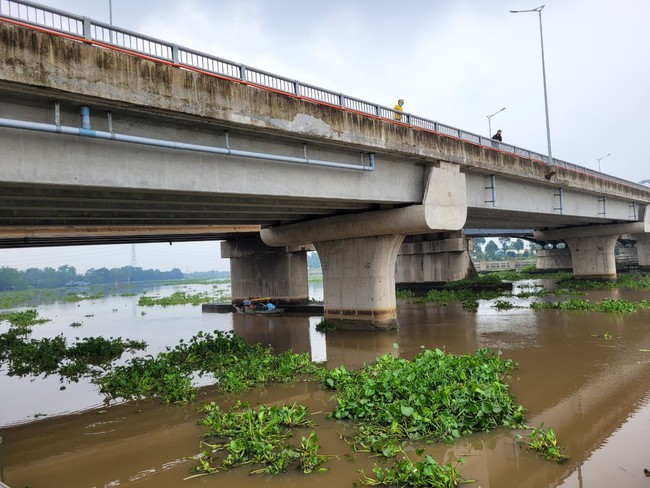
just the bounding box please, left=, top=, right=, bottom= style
left=2, top=1, right=650, bottom=328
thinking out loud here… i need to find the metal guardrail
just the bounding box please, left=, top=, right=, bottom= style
left=1, top=0, right=649, bottom=193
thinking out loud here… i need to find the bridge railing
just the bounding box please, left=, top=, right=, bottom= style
left=1, top=0, right=648, bottom=192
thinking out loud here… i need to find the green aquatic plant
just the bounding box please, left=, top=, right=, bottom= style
left=315, top=318, right=336, bottom=332
left=98, top=330, right=321, bottom=403
left=530, top=298, right=593, bottom=311
left=492, top=299, right=517, bottom=310
left=99, top=355, right=196, bottom=404
left=531, top=297, right=650, bottom=313
left=0, top=308, right=50, bottom=327
left=517, top=424, right=569, bottom=464
left=556, top=273, right=650, bottom=291
left=138, top=290, right=228, bottom=306
left=0, top=331, right=146, bottom=381
left=323, top=348, right=525, bottom=448
left=358, top=447, right=470, bottom=487
left=396, top=289, right=415, bottom=299
left=597, top=298, right=641, bottom=313
left=191, top=402, right=327, bottom=477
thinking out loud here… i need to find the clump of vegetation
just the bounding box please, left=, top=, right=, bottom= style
left=315, top=318, right=336, bottom=332
left=190, top=401, right=328, bottom=477
left=516, top=424, right=569, bottom=464
left=63, top=291, right=106, bottom=303
left=0, top=330, right=146, bottom=381
left=530, top=298, right=650, bottom=313
left=396, top=289, right=415, bottom=299
left=0, top=308, right=50, bottom=327
left=556, top=273, right=650, bottom=291
left=415, top=289, right=504, bottom=308
left=97, top=330, right=320, bottom=404
left=323, top=348, right=525, bottom=450
left=138, top=290, right=229, bottom=307
left=358, top=448, right=469, bottom=487
left=492, top=299, right=517, bottom=310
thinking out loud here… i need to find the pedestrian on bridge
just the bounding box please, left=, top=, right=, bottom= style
left=393, top=99, right=404, bottom=120
left=492, top=129, right=502, bottom=141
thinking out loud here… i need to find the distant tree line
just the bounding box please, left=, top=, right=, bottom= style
left=0, top=265, right=185, bottom=291
left=307, top=252, right=321, bottom=269
left=471, top=237, right=541, bottom=261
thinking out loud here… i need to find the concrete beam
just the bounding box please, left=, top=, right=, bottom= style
left=0, top=225, right=260, bottom=238
left=261, top=162, right=467, bottom=246
left=533, top=207, right=650, bottom=241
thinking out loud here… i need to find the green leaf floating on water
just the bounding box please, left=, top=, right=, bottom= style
left=400, top=405, right=414, bottom=417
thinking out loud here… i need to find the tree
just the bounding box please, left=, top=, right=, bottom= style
left=498, top=237, right=511, bottom=251
left=473, top=237, right=486, bottom=254
left=485, top=240, right=499, bottom=259
left=0, top=267, right=27, bottom=290
left=512, top=239, right=525, bottom=251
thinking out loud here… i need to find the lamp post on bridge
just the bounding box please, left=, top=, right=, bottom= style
left=510, top=5, right=554, bottom=165
left=597, top=153, right=611, bottom=172
left=487, top=107, right=506, bottom=138
left=108, top=0, right=113, bottom=24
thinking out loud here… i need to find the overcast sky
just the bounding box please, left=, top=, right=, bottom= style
left=3, top=0, right=649, bottom=273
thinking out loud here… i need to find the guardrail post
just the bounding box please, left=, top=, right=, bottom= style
left=172, top=45, right=179, bottom=64
left=339, top=94, right=346, bottom=107
left=82, top=17, right=92, bottom=40
left=294, top=80, right=301, bottom=96
left=239, top=64, right=247, bottom=81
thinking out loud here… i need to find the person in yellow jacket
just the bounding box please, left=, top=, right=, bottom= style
left=393, top=99, right=404, bottom=120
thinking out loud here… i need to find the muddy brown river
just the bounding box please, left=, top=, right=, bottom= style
left=1, top=280, right=650, bottom=487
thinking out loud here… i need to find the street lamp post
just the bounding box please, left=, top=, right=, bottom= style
left=487, top=107, right=506, bottom=137
left=596, top=153, right=611, bottom=172
left=109, top=0, right=113, bottom=24
left=510, top=5, right=553, bottom=165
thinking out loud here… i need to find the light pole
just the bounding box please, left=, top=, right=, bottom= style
left=487, top=107, right=506, bottom=137
left=510, top=5, right=553, bottom=165
left=109, top=0, right=113, bottom=24
left=596, top=153, right=611, bottom=172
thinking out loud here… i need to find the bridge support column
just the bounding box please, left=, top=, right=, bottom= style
left=314, top=234, right=405, bottom=329
left=535, top=248, right=573, bottom=271
left=630, top=234, right=650, bottom=271
left=563, top=235, right=618, bottom=280
left=395, top=231, right=476, bottom=288
left=221, top=236, right=309, bottom=304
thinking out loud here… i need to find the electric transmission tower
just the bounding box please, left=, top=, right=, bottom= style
left=131, top=244, right=137, bottom=267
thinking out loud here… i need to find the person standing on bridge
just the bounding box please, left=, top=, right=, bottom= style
left=393, top=99, right=404, bottom=120
left=492, top=129, right=502, bottom=141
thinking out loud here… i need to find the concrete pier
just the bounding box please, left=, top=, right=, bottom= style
left=536, top=248, right=573, bottom=271
left=396, top=231, right=476, bottom=287
left=221, top=236, right=309, bottom=304
left=314, top=235, right=405, bottom=329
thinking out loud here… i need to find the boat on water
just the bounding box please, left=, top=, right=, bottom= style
left=235, top=296, right=283, bottom=315
left=233, top=305, right=285, bottom=315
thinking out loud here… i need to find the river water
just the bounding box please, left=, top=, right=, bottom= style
left=1, top=280, right=650, bottom=488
